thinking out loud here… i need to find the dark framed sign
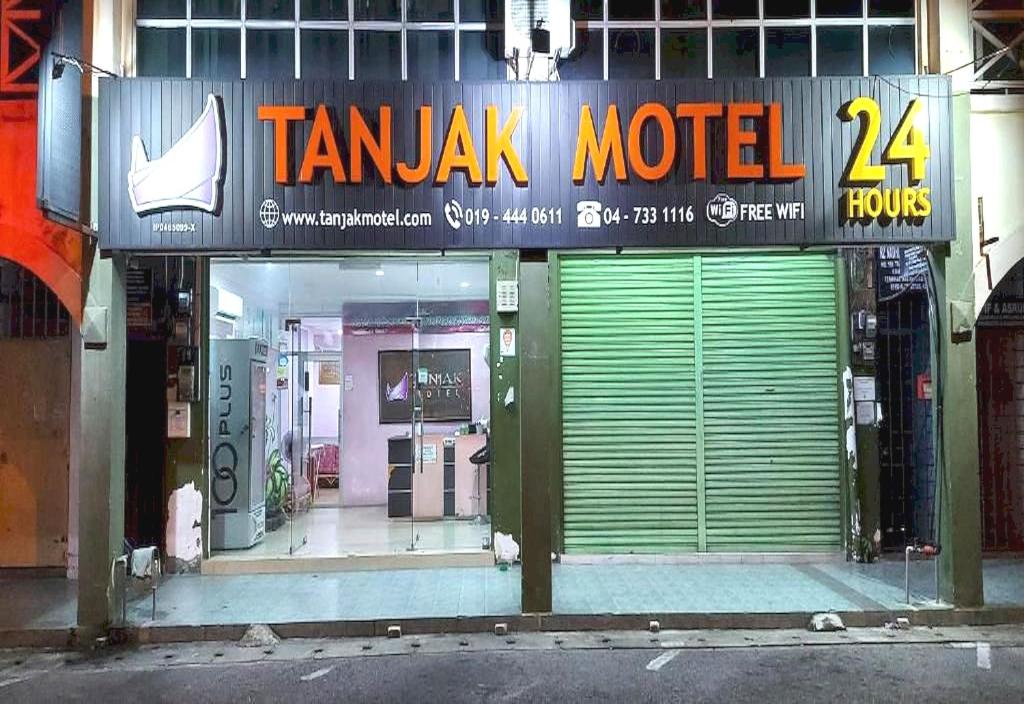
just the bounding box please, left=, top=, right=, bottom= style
left=378, top=349, right=472, bottom=423
left=98, top=76, right=955, bottom=251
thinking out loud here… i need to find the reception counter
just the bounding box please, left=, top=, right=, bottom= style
left=387, top=433, right=487, bottom=519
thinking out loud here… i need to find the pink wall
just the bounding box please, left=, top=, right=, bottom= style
left=341, top=331, right=490, bottom=506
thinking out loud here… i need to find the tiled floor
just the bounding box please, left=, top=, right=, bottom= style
left=4, top=558, right=1024, bottom=631
left=0, top=577, right=77, bottom=630
left=127, top=567, right=522, bottom=626
left=211, top=504, right=492, bottom=560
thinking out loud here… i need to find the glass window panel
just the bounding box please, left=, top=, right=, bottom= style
left=712, top=0, right=757, bottom=19
left=192, top=28, right=241, bottom=79
left=817, top=26, right=863, bottom=75
left=408, top=0, right=454, bottom=21
left=571, top=0, right=602, bottom=20
left=248, top=0, right=292, bottom=19
left=764, top=27, right=810, bottom=77
left=868, top=26, right=915, bottom=75
left=610, top=0, right=654, bottom=20
left=137, top=27, right=187, bottom=77
left=354, top=0, right=400, bottom=20
left=192, top=0, right=241, bottom=19
left=764, top=0, right=809, bottom=18
left=407, top=31, right=455, bottom=80
left=301, top=31, right=348, bottom=80
left=461, top=0, right=503, bottom=22
left=246, top=30, right=294, bottom=79
left=355, top=31, right=402, bottom=79
left=869, top=0, right=914, bottom=16
left=713, top=28, right=758, bottom=77
left=817, top=0, right=862, bottom=17
left=661, top=29, right=707, bottom=79
left=137, top=0, right=186, bottom=19
left=559, top=28, right=602, bottom=79
left=609, top=29, right=654, bottom=79
left=301, top=0, right=348, bottom=19
left=460, top=31, right=505, bottom=80
left=661, top=0, right=706, bottom=20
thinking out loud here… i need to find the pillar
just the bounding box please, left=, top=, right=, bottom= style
left=76, top=249, right=127, bottom=633
left=928, top=0, right=984, bottom=607
left=519, top=254, right=556, bottom=613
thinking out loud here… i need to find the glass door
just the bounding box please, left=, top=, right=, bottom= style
left=306, top=350, right=343, bottom=509
left=408, top=314, right=422, bottom=552
left=285, top=319, right=310, bottom=555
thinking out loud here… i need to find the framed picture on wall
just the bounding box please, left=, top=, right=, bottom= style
left=318, top=360, right=341, bottom=385
left=378, top=349, right=472, bottom=423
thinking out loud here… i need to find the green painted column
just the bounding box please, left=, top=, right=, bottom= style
left=848, top=249, right=881, bottom=561
left=77, top=250, right=128, bottom=634
left=489, top=251, right=522, bottom=542
left=165, top=258, right=210, bottom=569
left=519, top=255, right=556, bottom=613
left=936, top=95, right=984, bottom=607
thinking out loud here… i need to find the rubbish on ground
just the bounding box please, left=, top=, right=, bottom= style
left=494, top=532, right=520, bottom=564
left=808, top=613, right=846, bottom=632
left=239, top=624, right=280, bottom=648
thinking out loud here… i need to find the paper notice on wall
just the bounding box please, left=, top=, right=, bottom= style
left=499, top=327, right=516, bottom=357
left=421, top=443, right=437, bottom=464
left=855, top=401, right=876, bottom=426
left=853, top=376, right=876, bottom=402
left=344, top=373, right=354, bottom=391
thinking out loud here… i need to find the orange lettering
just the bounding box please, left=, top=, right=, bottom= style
left=675, top=103, right=723, bottom=180
left=257, top=104, right=305, bottom=184
left=486, top=106, right=528, bottom=185
left=726, top=103, right=764, bottom=180
left=299, top=105, right=346, bottom=184
left=572, top=104, right=627, bottom=183
left=628, top=103, right=677, bottom=181
left=767, top=103, right=805, bottom=180
left=350, top=105, right=392, bottom=184
left=435, top=105, right=482, bottom=185
left=397, top=106, right=433, bottom=185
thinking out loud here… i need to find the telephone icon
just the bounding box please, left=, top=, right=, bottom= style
left=576, top=200, right=602, bottom=228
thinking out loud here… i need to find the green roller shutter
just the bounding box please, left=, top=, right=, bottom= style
left=560, top=256, right=698, bottom=553
left=559, top=253, right=841, bottom=555
left=700, top=254, right=841, bottom=552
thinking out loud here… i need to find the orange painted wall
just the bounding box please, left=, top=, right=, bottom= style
left=0, top=100, right=84, bottom=324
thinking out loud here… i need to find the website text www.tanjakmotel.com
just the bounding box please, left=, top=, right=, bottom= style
left=277, top=207, right=433, bottom=230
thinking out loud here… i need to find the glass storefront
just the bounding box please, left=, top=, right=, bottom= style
left=208, top=256, right=496, bottom=564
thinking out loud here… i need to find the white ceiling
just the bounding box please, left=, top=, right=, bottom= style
left=210, top=257, right=490, bottom=316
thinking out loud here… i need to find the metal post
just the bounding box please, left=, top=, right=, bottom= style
left=905, top=545, right=913, bottom=604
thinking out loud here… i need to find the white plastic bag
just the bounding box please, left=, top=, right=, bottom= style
left=493, top=531, right=520, bottom=564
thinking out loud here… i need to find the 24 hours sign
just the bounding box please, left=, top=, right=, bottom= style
left=98, top=76, right=954, bottom=252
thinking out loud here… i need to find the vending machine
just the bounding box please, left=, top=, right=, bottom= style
left=210, top=338, right=269, bottom=550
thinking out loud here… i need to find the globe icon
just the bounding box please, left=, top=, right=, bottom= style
left=259, top=199, right=281, bottom=229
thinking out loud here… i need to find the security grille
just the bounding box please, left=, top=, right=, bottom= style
left=0, top=260, right=70, bottom=338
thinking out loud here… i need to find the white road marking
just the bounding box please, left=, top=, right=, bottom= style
left=0, top=677, right=27, bottom=689
left=977, top=642, right=992, bottom=671
left=646, top=649, right=680, bottom=672
left=300, top=667, right=334, bottom=682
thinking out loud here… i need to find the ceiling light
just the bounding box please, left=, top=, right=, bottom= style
left=460, top=281, right=470, bottom=288
left=375, top=268, right=384, bottom=277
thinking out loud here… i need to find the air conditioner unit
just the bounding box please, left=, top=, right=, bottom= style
left=505, top=0, right=572, bottom=60
left=213, top=286, right=243, bottom=321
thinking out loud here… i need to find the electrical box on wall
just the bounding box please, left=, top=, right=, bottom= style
left=176, top=345, right=200, bottom=402
left=168, top=401, right=191, bottom=438
left=496, top=280, right=519, bottom=313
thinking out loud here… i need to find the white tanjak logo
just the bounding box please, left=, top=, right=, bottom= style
left=128, top=94, right=226, bottom=215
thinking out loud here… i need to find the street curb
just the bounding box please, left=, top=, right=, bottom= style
left=5, top=608, right=1022, bottom=649
left=119, top=607, right=1024, bottom=646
